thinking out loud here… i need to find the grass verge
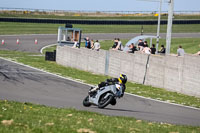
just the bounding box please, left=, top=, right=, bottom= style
left=1, top=100, right=199, bottom=133
left=1, top=22, right=200, bottom=35
left=0, top=49, right=200, bottom=108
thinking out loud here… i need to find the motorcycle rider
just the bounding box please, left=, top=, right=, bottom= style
left=89, top=74, right=127, bottom=98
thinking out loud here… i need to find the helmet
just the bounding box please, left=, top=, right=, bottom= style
left=118, top=74, right=127, bottom=84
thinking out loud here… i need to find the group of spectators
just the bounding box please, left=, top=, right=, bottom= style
left=136, top=40, right=187, bottom=57
left=84, top=37, right=100, bottom=51
left=112, top=38, right=162, bottom=55
left=111, top=38, right=187, bottom=57
left=81, top=37, right=200, bottom=57
left=137, top=39, right=157, bottom=54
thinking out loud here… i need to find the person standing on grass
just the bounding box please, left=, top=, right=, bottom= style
left=112, top=38, right=118, bottom=49
left=94, top=40, right=101, bottom=51
left=150, top=44, right=156, bottom=54
left=138, top=39, right=144, bottom=51
left=143, top=41, right=148, bottom=48
left=84, top=37, right=91, bottom=49
left=128, top=43, right=138, bottom=53
left=91, top=39, right=94, bottom=49
left=158, top=44, right=166, bottom=54
left=177, top=45, right=185, bottom=56
left=114, top=38, right=123, bottom=51
left=142, top=46, right=151, bottom=54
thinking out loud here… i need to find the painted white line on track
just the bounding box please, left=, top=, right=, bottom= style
left=0, top=56, right=200, bottom=111
left=125, top=92, right=200, bottom=111
left=40, top=44, right=57, bottom=54
left=0, top=71, right=51, bottom=75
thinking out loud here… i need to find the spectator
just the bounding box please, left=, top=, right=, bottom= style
left=113, top=38, right=123, bottom=51
left=158, top=44, right=166, bottom=54
left=116, top=38, right=123, bottom=51
left=195, top=51, right=200, bottom=55
left=150, top=44, right=156, bottom=54
left=142, top=46, right=151, bottom=54
left=177, top=45, right=185, bottom=56
left=91, top=39, right=94, bottom=49
left=84, top=37, right=91, bottom=49
left=72, top=41, right=78, bottom=48
left=128, top=43, right=138, bottom=53
left=94, top=40, right=101, bottom=51
left=112, top=38, right=118, bottom=49
left=143, top=41, right=148, bottom=47
left=138, top=39, right=144, bottom=51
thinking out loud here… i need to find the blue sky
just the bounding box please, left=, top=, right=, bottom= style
left=0, top=0, right=199, bottom=12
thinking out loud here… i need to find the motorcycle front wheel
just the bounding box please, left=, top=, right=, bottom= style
left=83, top=96, right=91, bottom=107
left=98, top=93, right=114, bottom=108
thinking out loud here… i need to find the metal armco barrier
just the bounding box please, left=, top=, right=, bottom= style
left=1, top=17, right=200, bottom=25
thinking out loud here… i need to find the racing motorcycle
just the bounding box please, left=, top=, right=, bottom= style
left=83, top=84, right=119, bottom=109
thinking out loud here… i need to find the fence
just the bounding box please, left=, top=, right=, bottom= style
left=56, top=46, right=200, bottom=97
left=1, top=17, right=200, bottom=25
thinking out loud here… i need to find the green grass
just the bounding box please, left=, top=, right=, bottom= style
left=1, top=100, right=199, bottom=133
left=0, top=49, right=200, bottom=108
left=42, top=45, right=57, bottom=54
left=1, top=22, right=200, bottom=35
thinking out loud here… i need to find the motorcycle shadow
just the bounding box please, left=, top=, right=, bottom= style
left=90, top=106, right=143, bottom=113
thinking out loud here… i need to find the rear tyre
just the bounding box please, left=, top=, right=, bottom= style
left=98, top=93, right=113, bottom=108
left=83, top=96, right=91, bottom=107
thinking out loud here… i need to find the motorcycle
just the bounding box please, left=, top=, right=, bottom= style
left=83, top=84, right=120, bottom=108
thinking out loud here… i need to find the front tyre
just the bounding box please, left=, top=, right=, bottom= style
left=110, top=98, right=116, bottom=105
left=98, top=93, right=114, bottom=109
left=83, top=96, right=91, bottom=107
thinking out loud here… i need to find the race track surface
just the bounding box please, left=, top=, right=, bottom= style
left=0, top=33, right=200, bottom=126
left=1, top=33, right=200, bottom=53
left=0, top=58, right=200, bottom=126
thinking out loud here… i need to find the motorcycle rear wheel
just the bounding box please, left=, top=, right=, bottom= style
left=98, top=93, right=113, bottom=108
left=83, top=96, right=91, bottom=107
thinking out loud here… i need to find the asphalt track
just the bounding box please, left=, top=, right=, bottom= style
left=0, top=33, right=200, bottom=126
left=1, top=33, right=200, bottom=53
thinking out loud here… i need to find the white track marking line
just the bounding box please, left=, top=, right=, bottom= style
left=0, top=56, right=200, bottom=111
left=0, top=71, right=50, bottom=75
left=40, top=44, right=57, bottom=54
left=125, top=92, right=200, bottom=111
